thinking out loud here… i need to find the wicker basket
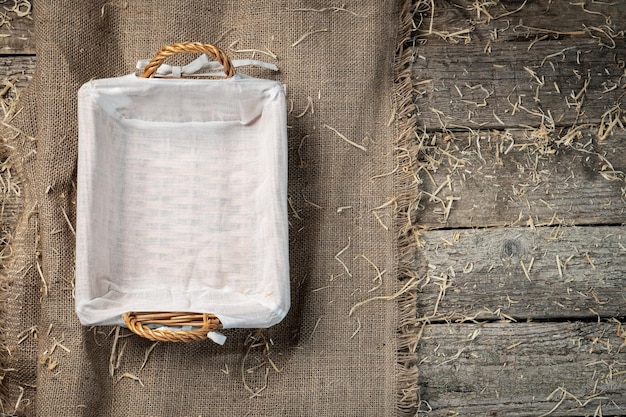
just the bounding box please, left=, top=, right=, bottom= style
left=76, top=42, right=290, bottom=343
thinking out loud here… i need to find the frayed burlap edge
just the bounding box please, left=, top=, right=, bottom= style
left=394, top=0, right=423, bottom=414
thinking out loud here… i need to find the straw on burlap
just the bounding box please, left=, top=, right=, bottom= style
left=1, top=1, right=419, bottom=416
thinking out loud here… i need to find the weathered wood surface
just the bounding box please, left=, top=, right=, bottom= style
left=417, top=321, right=626, bottom=416
left=0, top=7, right=34, bottom=55
left=412, top=0, right=626, bottom=130
left=421, top=0, right=626, bottom=43
left=416, top=226, right=626, bottom=321
left=0, top=54, right=35, bottom=86
left=416, top=129, right=626, bottom=228
left=0, top=157, right=21, bottom=224
left=412, top=38, right=625, bottom=130
left=411, top=2, right=626, bottom=415
left=0, top=54, right=33, bottom=250
left=0, top=56, right=33, bottom=253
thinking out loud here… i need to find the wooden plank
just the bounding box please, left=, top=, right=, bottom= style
left=412, top=38, right=625, bottom=130
left=0, top=54, right=35, bottom=87
left=0, top=152, right=22, bottom=252
left=416, top=129, right=626, bottom=228
left=416, top=226, right=626, bottom=321
left=420, top=0, right=626, bottom=44
left=412, top=0, right=626, bottom=130
left=416, top=321, right=626, bottom=416
left=0, top=188, right=21, bottom=249
left=0, top=7, right=34, bottom=55
left=0, top=55, right=32, bottom=252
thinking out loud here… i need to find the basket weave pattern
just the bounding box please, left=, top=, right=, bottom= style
left=123, top=312, right=222, bottom=342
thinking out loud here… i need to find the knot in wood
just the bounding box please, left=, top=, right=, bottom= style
left=501, top=239, right=526, bottom=259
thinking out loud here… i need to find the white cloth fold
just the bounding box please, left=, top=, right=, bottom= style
left=135, top=54, right=279, bottom=77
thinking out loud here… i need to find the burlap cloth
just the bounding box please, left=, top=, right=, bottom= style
left=1, top=1, right=419, bottom=415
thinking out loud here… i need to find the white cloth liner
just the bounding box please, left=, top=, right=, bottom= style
left=75, top=62, right=290, bottom=330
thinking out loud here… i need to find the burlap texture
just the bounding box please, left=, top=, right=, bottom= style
left=1, top=1, right=418, bottom=415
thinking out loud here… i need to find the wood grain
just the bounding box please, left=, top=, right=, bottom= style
left=412, top=0, right=626, bottom=131
left=0, top=56, right=33, bottom=250
left=415, top=129, right=626, bottom=228
left=0, top=54, right=35, bottom=85
left=0, top=15, right=34, bottom=55
left=416, top=226, right=626, bottom=321
left=421, top=0, right=626, bottom=44
left=411, top=5, right=626, bottom=414
left=412, top=38, right=625, bottom=130
left=416, top=321, right=626, bottom=416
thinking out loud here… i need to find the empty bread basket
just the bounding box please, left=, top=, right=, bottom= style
left=76, top=42, right=290, bottom=342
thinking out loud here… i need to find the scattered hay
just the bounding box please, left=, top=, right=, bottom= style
left=286, top=4, right=361, bottom=17
left=609, top=318, right=626, bottom=351
left=291, top=29, right=329, bottom=48
left=293, top=96, right=314, bottom=118
left=227, top=40, right=278, bottom=60
left=349, top=275, right=419, bottom=317
left=100, top=1, right=127, bottom=18
left=398, top=0, right=626, bottom=416
left=354, top=254, right=386, bottom=293
left=0, top=61, right=27, bottom=409
left=334, top=237, right=352, bottom=278
left=116, top=372, right=144, bottom=387
left=0, top=0, right=32, bottom=29
left=241, top=331, right=282, bottom=398
left=323, top=124, right=367, bottom=152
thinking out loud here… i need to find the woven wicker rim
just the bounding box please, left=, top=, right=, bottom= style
left=125, top=42, right=231, bottom=342
left=123, top=312, right=222, bottom=342
left=140, top=42, right=236, bottom=78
